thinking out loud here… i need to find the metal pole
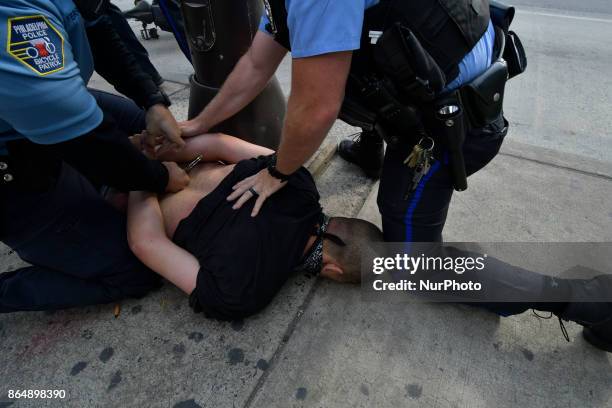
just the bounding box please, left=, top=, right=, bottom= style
left=181, top=0, right=286, bottom=149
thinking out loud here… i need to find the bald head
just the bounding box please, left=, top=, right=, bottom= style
left=321, top=217, right=382, bottom=283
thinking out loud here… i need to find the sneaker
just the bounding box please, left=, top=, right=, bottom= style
left=338, top=131, right=384, bottom=179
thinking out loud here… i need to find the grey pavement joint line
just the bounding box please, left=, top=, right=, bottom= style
left=498, top=152, right=612, bottom=181
left=163, top=78, right=191, bottom=88
left=165, top=84, right=190, bottom=97
left=307, top=144, right=337, bottom=179
left=242, top=279, right=323, bottom=408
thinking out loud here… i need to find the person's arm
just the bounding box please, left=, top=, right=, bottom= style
left=0, top=7, right=187, bottom=194
left=48, top=113, right=191, bottom=193
left=155, top=133, right=274, bottom=164
left=180, top=32, right=288, bottom=137
left=86, top=16, right=184, bottom=152
left=275, top=52, right=352, bottom=173
left=127, top=191, right=199, bottom=294
left=227, top=51, right=352, bottom=216
left=54, top=126, right=166, bottom=193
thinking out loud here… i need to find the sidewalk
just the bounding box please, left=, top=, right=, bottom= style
left=1, top=26, right=611, bottom=408
left=251, top=142, right=612, bottom=408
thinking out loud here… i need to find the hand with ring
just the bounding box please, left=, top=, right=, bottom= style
left=226, top=168, right=287, bottom=217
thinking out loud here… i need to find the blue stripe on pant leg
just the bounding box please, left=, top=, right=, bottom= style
left=403, top=160, right=442, bottom=247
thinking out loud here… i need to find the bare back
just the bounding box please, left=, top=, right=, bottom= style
left=159, top=162, right=236, bottom=238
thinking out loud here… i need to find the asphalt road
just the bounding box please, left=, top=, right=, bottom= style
left=503, top=1, right=612, bottom=162
left=113, top=0, right=612, bottom=162
left=509, top=0, right=611, bottom=16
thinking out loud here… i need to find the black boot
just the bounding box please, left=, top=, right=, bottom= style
left=338, top=130, right=384, bottom=179
left=555, top=275, right=612, bottom=352
left=583, top=322, right=612, bottom=353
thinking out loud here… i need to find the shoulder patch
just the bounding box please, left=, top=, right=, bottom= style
left=7, top=15, right=65, bottom=76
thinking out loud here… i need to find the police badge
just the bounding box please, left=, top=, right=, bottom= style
left=7, top=15, right=65, bottom=76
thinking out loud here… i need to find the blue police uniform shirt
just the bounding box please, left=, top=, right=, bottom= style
left=445, top=21, right=495, bottom=92
left=259, top=0, right=494, bottom=90
left=0, top=0, right=103, bottom=153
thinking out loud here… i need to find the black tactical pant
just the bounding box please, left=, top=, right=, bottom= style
left=378, top=115, right=508, bottom=243
left=106, top=2, right=163, bottom=84
left=376, top=116, right=570, bottom=315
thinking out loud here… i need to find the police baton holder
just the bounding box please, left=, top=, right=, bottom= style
left=435, top=94, right=468, bottom=192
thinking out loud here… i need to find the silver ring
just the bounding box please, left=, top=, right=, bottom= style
left=249, top=187, right=259, bottom=196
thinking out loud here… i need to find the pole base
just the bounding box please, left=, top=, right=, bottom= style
left=188, top=75, right=286, bottom=150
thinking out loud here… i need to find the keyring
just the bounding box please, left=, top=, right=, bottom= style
left=417, top=137, right=435, bottom=151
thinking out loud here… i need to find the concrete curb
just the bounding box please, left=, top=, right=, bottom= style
left=306, top=143, right=337, bottom=178
left=500, top=139, right=612, bottom=179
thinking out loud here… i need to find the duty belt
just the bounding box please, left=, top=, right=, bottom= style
left=340, top=4, right=526, bottom=192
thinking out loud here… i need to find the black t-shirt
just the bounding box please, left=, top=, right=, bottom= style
left=173, top=156, right=322, bottom=321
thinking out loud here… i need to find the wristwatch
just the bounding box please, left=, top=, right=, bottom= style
left=267, top=155, right=292, bottom=182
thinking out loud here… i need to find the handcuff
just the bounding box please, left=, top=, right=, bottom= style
left=183, top=154, right=203, bottom=173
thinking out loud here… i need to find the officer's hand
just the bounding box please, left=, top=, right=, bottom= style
left=163, top=161, right=190, bottom=193
left=145, top=105, right=186, bottom=156
left=226, top=169, right=286, bottom=217
left=129, top=132, right=161, bottom=159
left=179, top=117, right=209, bottom=138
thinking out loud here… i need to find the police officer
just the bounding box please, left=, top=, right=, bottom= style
left=181, top=0, right=497, bottom=235
left=0, top=0, right=189, bottom=312
left=180, top=1, right=612, bottom=351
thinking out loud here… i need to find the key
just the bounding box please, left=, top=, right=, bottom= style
left=412, top=157, right=431, bottom=187
left=404, top=144, right=424, bottom=168
left=420, top=156, right=432, bottom=181
left=412, top=164, right=425, bottom=185
left=404, top=165, right=425, bottom=200
left=404, top=149, right=433, bottom=199
left=422, top=149, right=433, bottom=174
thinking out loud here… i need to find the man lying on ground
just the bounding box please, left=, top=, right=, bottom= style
left=127, top=133, right=382, bottom=320
left=126, top=134, right=612, bottom=352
